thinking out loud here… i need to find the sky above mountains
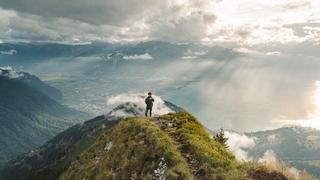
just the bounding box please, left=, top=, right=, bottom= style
left=0, top=0, right=319, bottom=45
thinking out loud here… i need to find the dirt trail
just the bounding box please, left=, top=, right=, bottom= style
left=151, top=117, right=202, bottom=178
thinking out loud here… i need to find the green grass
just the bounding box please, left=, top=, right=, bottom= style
left=159, top=112, right=247, bottom=179
left=60, top=117, right=192, bottom=180
left=59, top=112, right=292, bottom=180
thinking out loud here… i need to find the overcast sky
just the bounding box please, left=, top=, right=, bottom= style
left=0, top=0, right=319, bottom=45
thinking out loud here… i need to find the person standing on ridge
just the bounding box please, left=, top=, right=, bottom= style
left=145, top=92, right=154, bottom=117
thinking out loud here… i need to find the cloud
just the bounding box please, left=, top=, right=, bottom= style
left=267, top=134, right=278, bottom=142
left=0, top=66, right=24, bottom=79
left=0, top=0, right=319, bottom=44
left=0, top=0, right=217, bottom=42
left=210, top=0, right=320, bottom=44
left=106, top=92, right=174, bottom=117
left=225, top=132, right=301, bottom=177
left=0, top=9, right=120, bottom=42
left=266, top=51, right=281, bottom=56
left=225, top=131, right=256, bottom=161
left=123, top=53, right=153, bottom=60
left=281, top=1, right=311, bottom=10
left=258, top=150, right=300, bottom=178
left=0, top=49, right=17, bottom=55
left=0, top=0, right=163, bottom=26
left=224, top=133, right=300, bottom=177
left=181, top=49, right=208, bottom=59
left=258, top=150, right=278, bottom=164
left=149, top=9, right=216, bottom=42
left=233, top=47, right=262, bottom=55
left=284, top=22, right=320, bottom=44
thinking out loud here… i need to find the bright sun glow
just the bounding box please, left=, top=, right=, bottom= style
left=313, top=81, right=320, bottom=110
left=302, top=81, right=320, bottom=129
left=272, top=81, right=320, bottom=130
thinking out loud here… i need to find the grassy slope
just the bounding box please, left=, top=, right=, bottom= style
left=155, top=112, right=247, bottom=179
left=7, top=111, right=288, bottom=180
left=60, top=112, right=250, bottom=180
left=60, top=117, right=192, bottom=180
left=1, top=116, right=118, bottom=180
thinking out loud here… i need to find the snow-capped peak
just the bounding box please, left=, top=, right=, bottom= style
left=0, top=66, right=24, bottom=79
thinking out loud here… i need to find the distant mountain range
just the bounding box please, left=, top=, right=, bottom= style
left=0, top=41, right=237, bottom=63
left=245, top=126, right=320, bottom=177
left=207, top=126, right=320, bottom=178
left=0, top=68, right=89, bottom=170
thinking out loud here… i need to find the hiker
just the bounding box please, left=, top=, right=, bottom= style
left=145, top=92, right=154, bottom=117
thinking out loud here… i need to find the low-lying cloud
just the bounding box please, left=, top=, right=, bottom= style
left=0, top=66, right=24, bottom=79
left=106, top=92, right=174, bottom=117
left=258, top=150, right=300, bottom=178
left=225, top=132, right=301, bottom=178
left=225, top=131, right=256, bottom=161
left=0, top=49, right=17, bottom=55
left=123, top=53, right=153, bottom=60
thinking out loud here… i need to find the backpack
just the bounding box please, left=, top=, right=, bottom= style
left=145, top=96, right=154, bottom=106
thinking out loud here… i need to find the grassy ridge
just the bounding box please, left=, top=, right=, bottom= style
left=158, top=112, right=247, bottom=179
left=60, top=117, right=193, bottom=180
left=59, top=112, right=292, bottom=180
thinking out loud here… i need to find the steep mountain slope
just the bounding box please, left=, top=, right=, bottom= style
left=1, top=101, right=183, bottom=180
left=0, top=66, right=63, bottom=101
left=0, top=74, right=88, bottom=170
left=60, top=113, right=245, bottom=180
left=2, top=109, right=289, bottom=180
left=245, top=127, right=320, bottom=177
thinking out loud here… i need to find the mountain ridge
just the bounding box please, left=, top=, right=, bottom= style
left=245, top=126, right=320, bottom=177
left=0, top=66, right=63, bottom=101
left=1, top=100, right=183, bottom=180
left=2, top=105, right=292, bottom=180
left=0, top=72, right=88, bottom=170
left=207, top=126, right=320, bottom=178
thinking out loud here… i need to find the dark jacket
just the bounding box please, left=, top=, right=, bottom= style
left=145, top=96, right=154, bottom=108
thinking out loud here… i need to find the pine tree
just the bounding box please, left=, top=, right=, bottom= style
left=214, top=128, right=229, bottom=149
